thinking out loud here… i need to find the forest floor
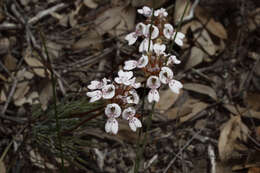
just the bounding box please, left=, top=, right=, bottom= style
left=0, top=0, right=260, bottom=172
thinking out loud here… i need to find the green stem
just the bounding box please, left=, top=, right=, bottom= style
left=134, top=102, right=155, bottom=173
left=40, top=32, right=65, bottom=172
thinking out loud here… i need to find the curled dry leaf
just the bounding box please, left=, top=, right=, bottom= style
left=183, top=83, right=217, bottom=100
left=218, top=116, right=250, bottom=161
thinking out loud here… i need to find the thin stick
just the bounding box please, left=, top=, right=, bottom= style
left=163, top=128, right=203, bottom=173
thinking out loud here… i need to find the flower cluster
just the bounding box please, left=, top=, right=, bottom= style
left=124, top=6, right=184, bottom=102
left=87, top=6, right=184, bottom=134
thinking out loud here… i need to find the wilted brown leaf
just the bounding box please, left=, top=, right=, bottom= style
left=184, top=83, right=217, bottom=100
left=218, top=116, right=250, bottom=161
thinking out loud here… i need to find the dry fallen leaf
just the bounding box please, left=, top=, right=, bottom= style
left=0, top=90, right=7, bottom=103
left=184, top=83, right=217, bottom=100
left=95, top=6, right=136, bottom=41
left=224, top=104, right=260, bottom=120
left=156, top=89, right=182, bottom=112
left=4, top=54, right=17, bottom=71
left=195, top=6, right=228, bottom=39
left=248, top=8, right=260, bottom=32
left=72, top=30, right=103, bottom=50
left=39, top=80, right=53, bottom=110
left=83, top=0, right=98, bottom=9
left=218, top=115, right=250, bottom=161
left=245, top=92, right=260, bottom=111
left=184, top=46, right=204, bottom=70
left=180, top=101, right=208, bottom=123
left=24, top=49, right=50, bottom=78
left=174, top=0, right=192, bottom=23
left=0, top=160, right=6, bottom=173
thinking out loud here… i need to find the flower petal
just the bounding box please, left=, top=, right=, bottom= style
left=169, top=79, right=183, bottom=94
left=167, top=55, right=181, bottom=65
left=163, top=24, right=174, bottom=39
left=102, top=84, right=115, bottom=99
left=129, top=120, right=137, bottom=132
left=147, top=75, right=161, bottom=89
left=148, top=89, right=160, bottom=103
left=105, top=103, right=121, bottom=118
left=133, top=117, right=142, bottom=128
left=105, top=119, right=112, bottom=133
left=159, top=67, right=173, bottom=84
left=86, top=90, right=102, bottom=102
left=154, top=8, right=168, bottom=17
left=153, top=43, right=166, bottom=55
left=111, top=119, right=119, bottom=134
left=88, top=80, right=102, bottom=90
left=139, top=39, right=153, bottom=52
left=122, top=107, right=136, bottom=120
left=137, top=55, right=148, bottom=68
left=124, top=60, right=137, bottom=70
left=137, top=6, right=152, bottom=17
left=125, top=32, right=138, bottom=45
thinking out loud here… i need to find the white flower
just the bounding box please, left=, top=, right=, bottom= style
left=102, top=84, right=115, bottom=99
left=163, top=24, right=185, bottom=46
left=137, top=6, right=153, bottom=17
left=86, top=90, right=102, bottom=102
left=167, top=55, right=181, bottom=65
left=129, top=77, right=141, bottom=89
left=105, top=103, right=121, bottom=134
left=159, top=67, right=174, bottom=84
left=115, top=70, right=133, bottom=86
left=87, top=77, right=110, bottom=90
left=139, top=24, right=159, bottom=52
left=159, top=67, right=183, bottom=94
left=153, top=43, right=166, bottom=56
left=169, top=79, right=183, bottom=94
left=139, top=38, right=153, bottom=52
left=154, top=8, right=168, bottom=18
left=163, top=23, right=174, bottom=40
left=105, top=118, right=119, bottom=135
left=147, top=75, right=161, bottom=89
left=122, top=107, right=142, bottom=132
left=125, top=23, right=146, bottom=45
left=124, top=55, right=149, bottom=70
left=126, top=89, right=139, bottom=104
left=147, top=76, right=161, bottom=102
